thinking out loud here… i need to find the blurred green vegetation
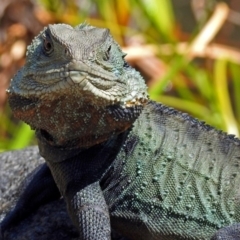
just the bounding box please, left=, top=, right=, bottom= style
left=1, top=0, right=240, bottom=151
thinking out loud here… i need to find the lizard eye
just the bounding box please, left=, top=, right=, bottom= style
left=103, top=46, right=111, bottom=61
left=43, top=38, right=53, bottom=55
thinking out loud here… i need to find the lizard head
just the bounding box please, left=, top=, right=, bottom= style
left=8, top=23, right=148, bottom=147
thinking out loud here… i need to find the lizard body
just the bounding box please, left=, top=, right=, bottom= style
left=1, top=23, right=240, bottom=239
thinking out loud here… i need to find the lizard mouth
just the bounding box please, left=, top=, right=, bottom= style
left=67, top=69, right=146, bottom=106
left=8, top=60, right=148, bottom=107
left=67, top=61, right=118, bottom=82
left=66, top=60, right=128, bottom=104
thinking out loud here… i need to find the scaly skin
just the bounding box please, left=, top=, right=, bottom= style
left=1, top=23, right=240, bottom=239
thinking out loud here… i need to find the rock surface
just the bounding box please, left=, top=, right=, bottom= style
left=0, top=147, right=79, bottom=240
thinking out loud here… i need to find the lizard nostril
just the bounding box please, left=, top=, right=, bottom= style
left=65, top=48, right=71, bottom=58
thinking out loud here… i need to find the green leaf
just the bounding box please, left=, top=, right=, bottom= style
left=9, top=123, right=35, bottom=150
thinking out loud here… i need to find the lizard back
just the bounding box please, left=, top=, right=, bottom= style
left=102, top=101, right=240, bottom=240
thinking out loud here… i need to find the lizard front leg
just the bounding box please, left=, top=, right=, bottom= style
left=211, top=223, right=240, bottom=240
left=66, top=181, right=111, bottom=240
left=0, top=163, right=60, bottom=238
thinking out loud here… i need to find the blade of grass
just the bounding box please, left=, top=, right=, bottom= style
left=185, top=65, right=213, bottom=101
left=189, top=3, right=229, bottom=55
left=135, top=0, right=175, bottom=41
left=149, top=54, right=187, bottom=98
left=229, top=62, right=240, bottom=122
left=155, top=95, right=217, bottom=125
left=94, top=0, right=123, bottom=44
left=171, top=74, right=196, bottom=101
left=214, top=59, right=239, bottom=136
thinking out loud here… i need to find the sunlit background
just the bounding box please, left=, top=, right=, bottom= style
left=1, top=0, right=240, bottom=151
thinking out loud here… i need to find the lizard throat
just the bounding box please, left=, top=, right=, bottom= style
left=36, top=105, right=144, bottom=149
left=8, top=92, right=145, bottom=148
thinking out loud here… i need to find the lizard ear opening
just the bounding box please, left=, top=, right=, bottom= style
left=40, top=129, right=54, bottom=143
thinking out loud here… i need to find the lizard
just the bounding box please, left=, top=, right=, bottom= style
left=1, top=23, right=240, bottom=240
